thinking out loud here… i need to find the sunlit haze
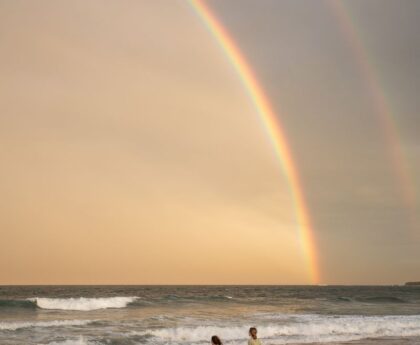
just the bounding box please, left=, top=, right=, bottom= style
left=0, top=0, right=419, bottom=285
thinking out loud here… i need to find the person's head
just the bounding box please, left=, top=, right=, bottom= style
left=211, top=335, right=222, bottom=345
left=249, top=327, right=258, bottom=339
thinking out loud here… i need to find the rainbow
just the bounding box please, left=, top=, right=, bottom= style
left=327, top=0, right=417, bottom=229
left=189, top=0, right=320, bottom=284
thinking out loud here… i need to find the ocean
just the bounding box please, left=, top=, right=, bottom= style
left=0, top=285, right=420, bottom=345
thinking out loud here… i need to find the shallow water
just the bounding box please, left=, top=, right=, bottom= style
left=1, top=285, right=420, bottom=344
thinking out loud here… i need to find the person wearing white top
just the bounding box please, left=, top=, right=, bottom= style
left=248, top=327, right=263, bottom=345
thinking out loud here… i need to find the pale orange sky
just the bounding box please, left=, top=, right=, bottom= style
left=0, top=1, right=308, bottom=284
left=1, top=0, right=419, bottom=285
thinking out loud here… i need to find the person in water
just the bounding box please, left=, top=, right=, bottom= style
left=248, top=327, right=262, bottom=345
left=211, top=335, right=223, bottom=345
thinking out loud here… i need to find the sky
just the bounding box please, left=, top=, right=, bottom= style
left=0, top=0, right=419, bottom=285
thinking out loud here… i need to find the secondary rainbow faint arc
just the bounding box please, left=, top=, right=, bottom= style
left=189, top=0, right=320, bottom=284
left=327, top=0, right=417, bottom=229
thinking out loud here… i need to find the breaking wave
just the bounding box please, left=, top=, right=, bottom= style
left=0, top=299, right=37, bottom=309
left=134, top=314, right=420, bottom=344
left=44, top=337, right=98, bottom=345
left=28, top=296, right=139, bottom=311
left=0, top=319, right=93, bottom=331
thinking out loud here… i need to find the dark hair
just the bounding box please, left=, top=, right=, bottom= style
left=211, top=335, right=223, bottom=345
left=249, top=327, right=257, bottom=334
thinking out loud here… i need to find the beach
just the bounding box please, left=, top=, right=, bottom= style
left=1, top=285, right=420, bottom=344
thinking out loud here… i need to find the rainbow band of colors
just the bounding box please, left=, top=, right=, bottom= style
left=327, top=0, right=416, bottom=231
left=189, top=0, right=320, bottom=284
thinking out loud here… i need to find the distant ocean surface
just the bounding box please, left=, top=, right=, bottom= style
left=1, top=285, right=420, bottom=345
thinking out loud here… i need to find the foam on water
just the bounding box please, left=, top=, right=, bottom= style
left=43, top=336, right=97, bottom=345
left=134, top=314, right=420, bottom=344
left=0, top=319, right=93, bottom=331
left=1, top=286, right=420, bottom=344
left=28, top=296, right=139, bottom=311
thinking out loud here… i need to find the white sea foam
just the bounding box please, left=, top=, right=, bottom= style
left=28, top=296, right=139, bottom=311
left=133, top=314, right=420, bottom=344
left=0, top=319, right=92, bottom=331
left=43, top=336, right=97, bottom=345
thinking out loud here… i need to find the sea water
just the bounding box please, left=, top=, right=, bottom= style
left=1, top=285, right=420, bottom=344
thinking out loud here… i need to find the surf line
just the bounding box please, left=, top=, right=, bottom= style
left=326, top=0, right=417, bottom=231
left=189, top=0, right=321, bottom=284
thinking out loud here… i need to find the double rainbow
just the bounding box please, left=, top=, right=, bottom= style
left=328, top=0, right=417, bottom=230
left=189, top=0, right=320, bottom=284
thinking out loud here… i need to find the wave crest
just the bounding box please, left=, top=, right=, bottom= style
left=0, top=299, right=37, bottom=309
left=134, top=314, right=420, bottom=344
left=357, top=296, right=407, bottom=303
left=0, top=319, right=92, bottom=331
left=45, top=337, right=96, bottom=345
left=28, top=296, right=139, bottom=311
